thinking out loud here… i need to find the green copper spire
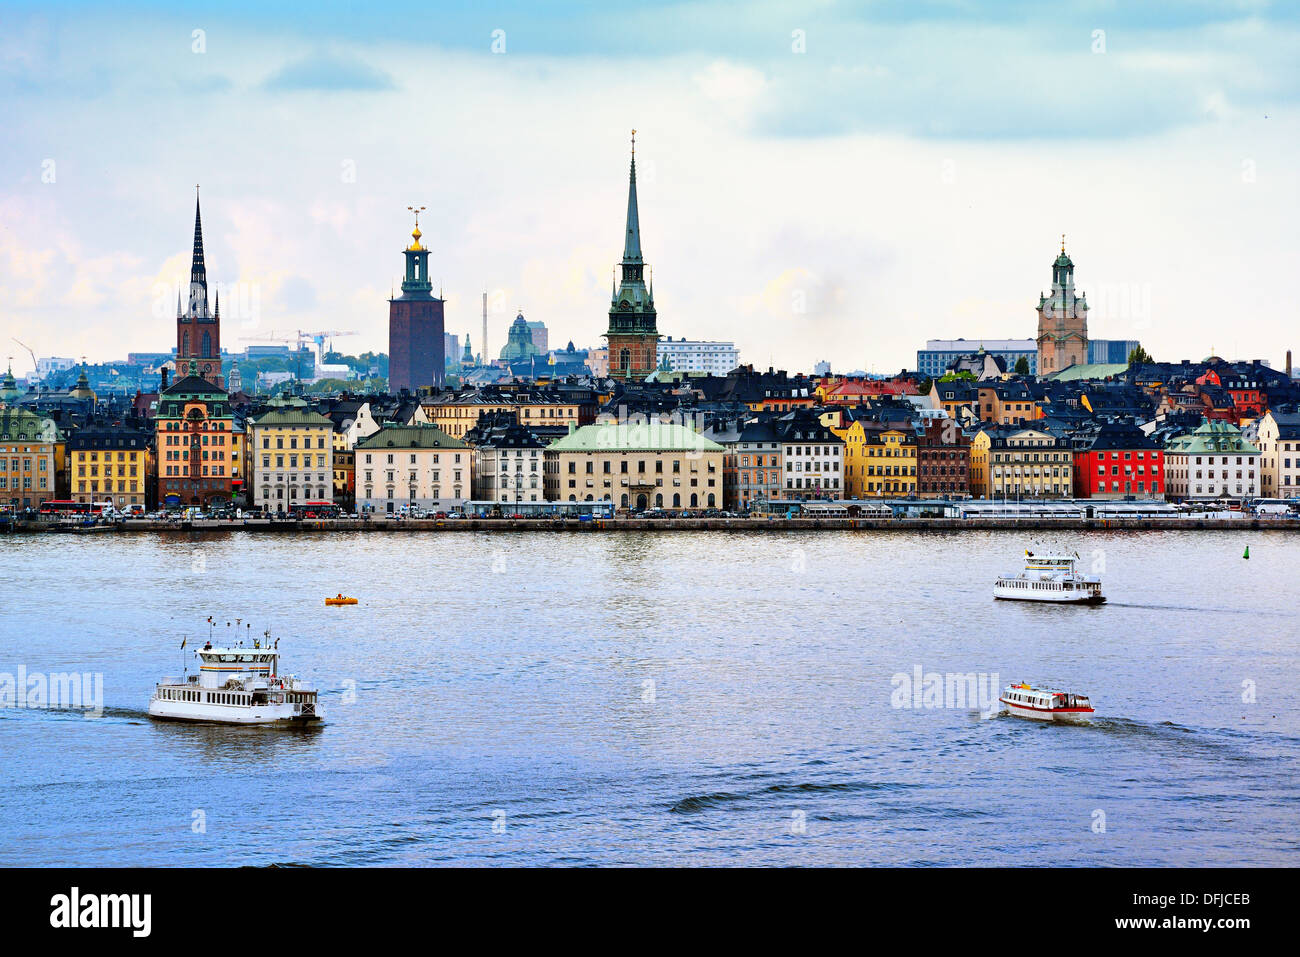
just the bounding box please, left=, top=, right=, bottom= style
left=622, top=130, right=643, bottom=264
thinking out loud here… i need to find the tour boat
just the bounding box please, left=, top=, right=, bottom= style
left=148, top=630, right=323, bottom=726
left=1000, top=683, right=1094, bottom=723
left=324, top=595, right=358, bottom=606
left=993, top=550, right=1104, bottom=604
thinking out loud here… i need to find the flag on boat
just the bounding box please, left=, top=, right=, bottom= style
left=180, top=637, right=186, bottom=649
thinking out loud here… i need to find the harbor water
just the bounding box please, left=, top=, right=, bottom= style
left=1, top=529, right=1297, bottom=866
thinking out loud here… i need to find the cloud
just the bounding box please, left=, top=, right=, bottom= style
left=261, top=53, right=394, bottom=92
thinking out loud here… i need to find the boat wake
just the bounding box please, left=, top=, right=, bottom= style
left=0, top=704, right=150, bottom=722
left=1105, top=602, right=1292, bottom=616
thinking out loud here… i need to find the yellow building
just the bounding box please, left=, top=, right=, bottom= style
left=68, top=423, right=154, bottom=507
left=0, top=407, right=61, bottom=510
left=837, top=422, right=917, bottom=498
left=250, top=404, right=336, bottom=511
left=970, top=427, right=1074, bottom=499
left=543, top=421, right=725, bottom=511
left=422, top=388, right=591, bottom=440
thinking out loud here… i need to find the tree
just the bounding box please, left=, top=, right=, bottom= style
left=1014, top=356, right=1030, bottom=375
left=1128, top=345, right=1153, bottom=366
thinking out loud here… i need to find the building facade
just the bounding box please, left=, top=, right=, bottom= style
left=971, top=427, right=1074, bottom=498
left=355, top=424, right=469, bottom=513
left=1035, top=240, right=1089, bottom=375
left=604, top=135, right=659, bottom=381
left=472, top=423, right=547, bottom=504
left=1256, top=410, right=1300, bottom=497
left=732, top=420, right=783, bottom=511
left=0, top=407, right=60, bottom=510
left=777, top=413, right=844, bottom=500
left=916, top=419, right=971, bottom=498
left=1164, top=419, right=1260, bottom=501
left=422, top=388, right=594, bottom=440
left=155, top=360, right=235, bottom=507
left=544, top=421, right=724, bottom=510
left=840, top=423, right=915, bottom=498
left=388, top=215, right=446, bottom=392
left=250, top=405, right=336, bottom=511
left=1072, top=422, right=1165, bottom=499
left=657, top=338, right=740, bottom=376
left=917, top=339, right=1036, bottom=379
left=68, top=422, right=154, bottom=508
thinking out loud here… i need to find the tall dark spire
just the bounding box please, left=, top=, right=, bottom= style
left=605, top=130, right=658, bottom=381
left=188, top=185, right=209, bottom=318
left=622, top=130, right=643, bottom=264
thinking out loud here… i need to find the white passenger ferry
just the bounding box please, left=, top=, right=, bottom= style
left=993, top=550, right=1104, bottom=604
left=1000, top=683, right=1094, bottom=723
left=148, top=630, right=323, bottom=726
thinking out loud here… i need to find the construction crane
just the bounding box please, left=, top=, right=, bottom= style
left=297, top=330, right=358, bottom=358
left=11, top=338, right=38, bottom=379
left=240, top=331, right=310, bottom=379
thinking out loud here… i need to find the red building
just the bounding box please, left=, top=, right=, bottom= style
left=1073, top=422, right=1165, bottom=499
left=916, top=419, right=971, bottom=497
left=388, top=214, right=445, bottom=393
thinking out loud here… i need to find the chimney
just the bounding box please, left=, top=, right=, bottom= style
left=1288, top=350, right=1293, bottom=378
left=161, top=367, right=170, bottom=390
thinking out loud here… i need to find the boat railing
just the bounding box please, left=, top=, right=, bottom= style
left=156, top=675, right=198, bottom=686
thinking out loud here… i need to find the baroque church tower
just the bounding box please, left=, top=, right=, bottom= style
left=1035, top=237, right=1089, bottom=374
left=604, top=131, right=659, bottom=381
left=176, top=188, right=224, bottom=388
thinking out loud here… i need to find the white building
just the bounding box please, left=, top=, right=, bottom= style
left=355, top=424, right=471, bottom=514
left=777, top=415, right=843, bottom=500
left=250, top=406, right=336, bottom=511
left=1255, top=410, right=1300, bottom=498
left=656, top=337, right=740, bottom=376
left=1164, top=419, right=1260, bottom=501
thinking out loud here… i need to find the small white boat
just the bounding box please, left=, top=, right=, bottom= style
left=994, top=549, right=1104, bottom=604
left=1000, top=683, right=1094, bottom=723
left=148, top=630, right=323, bottom=726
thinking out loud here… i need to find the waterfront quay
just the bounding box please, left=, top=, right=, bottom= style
left=7, top=514, right=1295, bottom=533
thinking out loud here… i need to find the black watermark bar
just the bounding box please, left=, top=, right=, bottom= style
left=0, top=867, right=1279, bottom=943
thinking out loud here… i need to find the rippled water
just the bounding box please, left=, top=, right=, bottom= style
left=2, top=529, right=1297, bottom=866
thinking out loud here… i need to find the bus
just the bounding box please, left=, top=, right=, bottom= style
left=289, top=501, right=343, bottom=519
left=1249, top=498, right=1298, bottom=516
left=38, top=500, right=106, bottom=518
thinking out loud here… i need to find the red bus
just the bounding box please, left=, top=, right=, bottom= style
left=38, top=500, right=107, bottom=517
left=289, top=500, right=342, bottom=519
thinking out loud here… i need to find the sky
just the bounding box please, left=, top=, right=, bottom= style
left=2, top=0, right=1298, bottom=376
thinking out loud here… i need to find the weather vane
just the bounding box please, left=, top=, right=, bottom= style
left=631, top=129, right=636, bottom=155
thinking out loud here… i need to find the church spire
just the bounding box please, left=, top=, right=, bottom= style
left=622, top=130, right=642, bottom=264
left=188, top=185, right=209, bottom=318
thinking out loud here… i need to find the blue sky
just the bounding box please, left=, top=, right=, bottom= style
left=2, top=0, right=1298, bottom=372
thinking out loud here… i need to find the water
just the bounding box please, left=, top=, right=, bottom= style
left=2, top=529, right=1297, bottom=866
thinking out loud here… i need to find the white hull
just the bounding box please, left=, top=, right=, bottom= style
left=1000, top=698, right=1092, bottom=723
left=993, top=579, right=1104, bottom=603
left=148, top=699, right=322, bottom=725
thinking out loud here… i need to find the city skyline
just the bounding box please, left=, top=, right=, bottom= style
left=3, top=1, right=1299, bottom=375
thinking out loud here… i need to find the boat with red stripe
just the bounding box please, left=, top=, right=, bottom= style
left=1000, top=683, right=1094, bottom=723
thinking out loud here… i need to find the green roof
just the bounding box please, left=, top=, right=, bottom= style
left=1166, top=419, right=1259, bottom=455
left=548, top=421, right=723, bottom=453
left=252, top=408, right=333, bottom=427
left=356, top=423, right=467, bottom=450
left=1046, top=362, right=1128, bottom=382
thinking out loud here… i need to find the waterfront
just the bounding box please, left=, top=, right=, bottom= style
left=2, top=529, right=1297, bottom=866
